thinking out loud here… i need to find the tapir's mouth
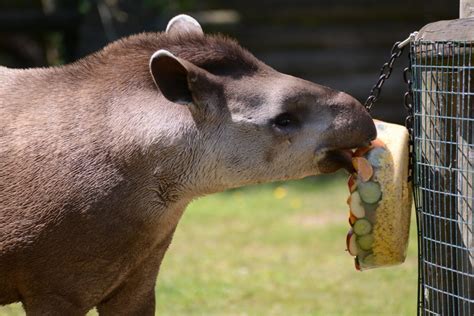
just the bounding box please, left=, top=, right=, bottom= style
left=325, top=149, right=355, bottom=173
left=316, top=148, right=359, bottom=174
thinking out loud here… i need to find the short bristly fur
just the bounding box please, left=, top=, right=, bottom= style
left=0, top=15, right=376, bottom=315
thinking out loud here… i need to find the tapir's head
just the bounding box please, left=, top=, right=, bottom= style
left=148, top=15, right=376, bottom=191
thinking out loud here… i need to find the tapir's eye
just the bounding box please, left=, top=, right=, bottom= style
left=272, top=112, right=299, bottom=130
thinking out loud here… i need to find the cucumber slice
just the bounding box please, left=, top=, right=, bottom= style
left=357, top=234, right=374, bottom=251
left=362, top=203, right=378, bottom=223
left=366, top=147, right=385, bottom=167
left=358, top=181, right=382, bottom=204
left=362, top=201, right=379, bottom=213
left=361, top=254, right=375, bottom=266
left=353, top=218, right=372, bottom=236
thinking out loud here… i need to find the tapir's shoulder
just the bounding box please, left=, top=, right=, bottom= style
left=0, top=65, right=19, bottom=80
left=0, top=66, right=23, bottom=96
left=0, top=66, right=46, bottom=88
left=0, top=65, right=31, bottom=75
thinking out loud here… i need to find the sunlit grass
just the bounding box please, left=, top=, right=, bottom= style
left=154, top=173, right=418, bottom=315
left=1, top=173, right=418, bottom=315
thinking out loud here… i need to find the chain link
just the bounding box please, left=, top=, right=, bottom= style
left=403, top=52, right=414, bottom=183
left=362, top=36, right=415, bottom=182
left=364, top=42, right=405, bottom=112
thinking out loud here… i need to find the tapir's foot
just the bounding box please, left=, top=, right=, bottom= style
left=23, top=295, right=87, bottom=316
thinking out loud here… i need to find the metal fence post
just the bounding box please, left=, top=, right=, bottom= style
left=413, top=17, right=474, bottom=314
left=460, top=0, right=474, bottom=19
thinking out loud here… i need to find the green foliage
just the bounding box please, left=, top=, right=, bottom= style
left=78, top=0, right=92, bottom=14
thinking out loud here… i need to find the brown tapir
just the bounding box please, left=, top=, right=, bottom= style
left=0, top=14, right=376, bottom=315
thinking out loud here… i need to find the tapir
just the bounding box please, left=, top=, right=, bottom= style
left=0, top=14, right=376, bottom=315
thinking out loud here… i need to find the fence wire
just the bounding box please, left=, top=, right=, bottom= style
left=411, top=40, right=474, bottom=316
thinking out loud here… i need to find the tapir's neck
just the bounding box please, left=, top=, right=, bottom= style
left=103, top=89, right=219, bottom=205
left=10, top=66, right=229, bottom=209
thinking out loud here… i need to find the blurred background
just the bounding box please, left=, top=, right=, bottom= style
left=0, top=0, right=458, bottom=122
left=0, top=1, right=460, bottom=315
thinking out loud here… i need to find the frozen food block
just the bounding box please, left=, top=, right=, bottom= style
left=345, top=120, right=412, bottom=270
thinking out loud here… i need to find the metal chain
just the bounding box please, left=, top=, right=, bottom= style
left=364, top=42, right=405, bottom=112
left=363, top=33, right=418, bottom=182
left=363, top=32, right=418, bottom=112
left=403, top=50, right=414, bottom=183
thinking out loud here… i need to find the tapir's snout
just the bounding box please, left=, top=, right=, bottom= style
left=331, top=92, right=377, bottom=147
left=317, top=91, right=377, bottom=173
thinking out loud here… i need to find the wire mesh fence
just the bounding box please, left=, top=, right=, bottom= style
left=411, top=40, right=474, bottom=315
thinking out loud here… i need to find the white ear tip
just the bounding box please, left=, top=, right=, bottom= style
left=149, top=49, right=177, bottom=68
left=166, top=14, right=202, bottom=33
left=151, top=49, right=175, bottom=60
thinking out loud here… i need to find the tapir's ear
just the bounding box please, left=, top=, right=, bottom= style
left=149, top=49, right=219, bottom=107
left=149, top=50, right=192, bottom=104
left=166, top=14, right=203, bottom=36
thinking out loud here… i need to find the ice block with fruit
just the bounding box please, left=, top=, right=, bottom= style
left=346, top=120, right=412, bottom=270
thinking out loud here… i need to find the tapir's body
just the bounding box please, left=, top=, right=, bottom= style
left=0, top=15, right=376, bottom=315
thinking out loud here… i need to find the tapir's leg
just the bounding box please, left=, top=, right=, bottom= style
left=97, top=231, right=175, bottom=316
left=23, top=295, right=87, bottom=316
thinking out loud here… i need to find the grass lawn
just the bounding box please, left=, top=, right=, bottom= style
left=1, top=172, right=418, bottom=315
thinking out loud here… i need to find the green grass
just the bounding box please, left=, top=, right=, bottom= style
left=1, top=173, right=418, bottom=315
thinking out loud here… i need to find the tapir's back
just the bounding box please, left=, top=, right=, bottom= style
left=0, top=65, right=119, bottom=256
left=0, top=63, right=137, bottom=305
left=0, top=34, right=178, bottom=258
left=0, top=66, right=58, bottom=304
left=0, top=32, right=194, bottom=302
